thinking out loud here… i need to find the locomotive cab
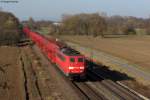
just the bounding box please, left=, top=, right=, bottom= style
left=68, top=56, right=86, bottom=80
left=60, top=47, right=86, bottom=79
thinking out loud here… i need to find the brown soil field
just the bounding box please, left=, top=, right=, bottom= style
left=60, top=35, right=150, bottom=73
left=0, top=46, right=25, bottom=100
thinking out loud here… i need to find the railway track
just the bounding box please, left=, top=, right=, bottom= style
left=54, top=68, right=106, bottom=100
left=72, top=81, right=107, bottom=100
left=88, top=70, right=144, bottom=100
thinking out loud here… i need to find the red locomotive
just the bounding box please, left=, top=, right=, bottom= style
left=23, top=27, right=86, bottom=79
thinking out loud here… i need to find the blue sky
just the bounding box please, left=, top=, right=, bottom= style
left=0, top=0, right=150, bottom=21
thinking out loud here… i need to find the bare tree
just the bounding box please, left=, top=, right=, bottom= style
left=60, top=13, right=107, bottom=37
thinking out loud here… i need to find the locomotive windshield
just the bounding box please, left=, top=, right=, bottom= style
left=61, top=47, right=81, bottom=56
left=78, top=58, right=84, bottom=62
left=70, top=58, right=75, bottom=62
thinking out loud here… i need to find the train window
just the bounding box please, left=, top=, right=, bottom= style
left=57, top=53, right=66, bottom=61
left=70, top=58, right=75, bottom=62
left=78, top=58, right=83, bottom=62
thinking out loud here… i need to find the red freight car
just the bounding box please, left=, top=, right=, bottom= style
left=23, top=27, right=86, bottom=79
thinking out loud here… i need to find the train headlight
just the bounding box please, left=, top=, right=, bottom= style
left=69, top=67, right=74, bottom=69
left=80, top=67, right=84, bottom=69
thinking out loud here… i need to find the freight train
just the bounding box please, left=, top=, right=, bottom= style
left=23, top=27, right=86, bottom=79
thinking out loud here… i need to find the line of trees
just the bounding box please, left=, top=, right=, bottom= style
left=59, top=13, right=107, bottom=37
left=106, top=15, right=150, bottom=35
left=25, top=13, right=150, bottom=37
left=22, top=17, right=53, bottom=30
left=49, top=13, right=150, bottom=37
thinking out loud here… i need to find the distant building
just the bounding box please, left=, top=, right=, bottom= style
left=53, top=22, right=61, bottom=26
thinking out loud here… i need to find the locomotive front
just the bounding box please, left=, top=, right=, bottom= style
left=61, top=47, right=86, bottom=79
